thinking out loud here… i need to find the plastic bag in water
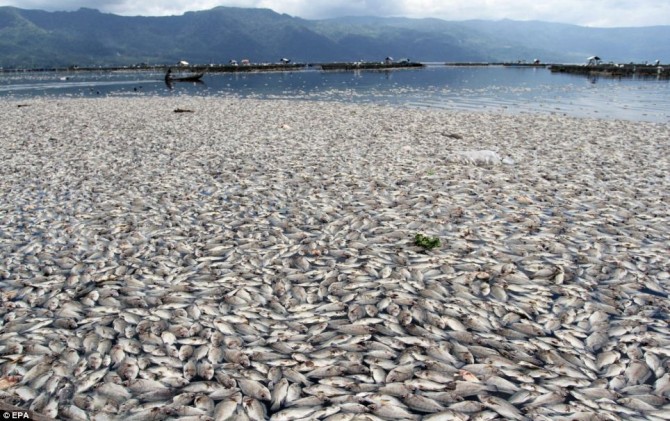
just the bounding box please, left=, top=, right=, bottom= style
left=456, top=150, right=506, bottom=165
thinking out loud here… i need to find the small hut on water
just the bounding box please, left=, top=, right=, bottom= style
left=587, top=56, right=602, bottom=66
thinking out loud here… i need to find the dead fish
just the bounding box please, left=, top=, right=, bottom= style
left=480, top=396, right=527, bottom=420
left=270, top=378, right=289, bottom=411
left=402, top=393, right=447, bottom=413
left=243, top=396, right=267, bottom=420
left=269, top=406, right=321, bottom=421
left=237, top=378, right=271, bottom=401
left=369, top=402, right=420, bottom=420
left=213, top=393, right=242, bottom=420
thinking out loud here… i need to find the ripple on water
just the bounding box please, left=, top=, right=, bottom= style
left=1, top=67, right=669, bottom=122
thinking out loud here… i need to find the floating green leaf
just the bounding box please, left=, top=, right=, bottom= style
left=414, top=233, right=441, bottom=250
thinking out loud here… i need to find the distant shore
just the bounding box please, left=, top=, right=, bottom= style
left=2, top=61, right=668, bottom=78
left=0, top=61, right=423, bottom=73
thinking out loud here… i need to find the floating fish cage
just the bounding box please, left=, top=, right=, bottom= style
left=550, top=63, right=670, bottom=79
left=318, top=61, right=425, bottom=71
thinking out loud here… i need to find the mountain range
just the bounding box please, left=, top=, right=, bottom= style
left=0, top=6, right=668, bottom=68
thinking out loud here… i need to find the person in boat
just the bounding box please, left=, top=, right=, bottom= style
left=164, top=68, right=175, bottom=89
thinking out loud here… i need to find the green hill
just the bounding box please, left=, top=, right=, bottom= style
left=0, top=6, right=667, bottom=68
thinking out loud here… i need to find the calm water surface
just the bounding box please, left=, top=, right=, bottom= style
left=1, top=65, right=668, bottom=122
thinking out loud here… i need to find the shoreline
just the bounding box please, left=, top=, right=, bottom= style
left=3, top=94, right=669, bottom=125
left=1, top=97, right=669, bottom=420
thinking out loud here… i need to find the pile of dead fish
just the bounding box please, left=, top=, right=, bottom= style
left=0, top=97, right=669, bottom=420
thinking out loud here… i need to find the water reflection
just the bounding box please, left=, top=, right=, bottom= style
left=1, top=66, right=668, bottom=122
left=164, top=79, right=205, bottom=90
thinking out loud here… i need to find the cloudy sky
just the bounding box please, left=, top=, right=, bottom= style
left=1, top=0, right=668, bottom=27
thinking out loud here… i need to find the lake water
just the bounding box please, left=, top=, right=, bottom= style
left=1, top=64, right=669, bottom=123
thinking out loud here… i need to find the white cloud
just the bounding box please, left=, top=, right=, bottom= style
left=0, top=0, right=668, bottom=26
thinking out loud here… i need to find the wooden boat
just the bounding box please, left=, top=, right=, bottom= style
left=166, top=72, right=204, bottom=82
left=165, top=68, right=204, bottom=82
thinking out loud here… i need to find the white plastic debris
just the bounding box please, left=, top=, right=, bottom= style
left=456, top=150, right=504, bottom=165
